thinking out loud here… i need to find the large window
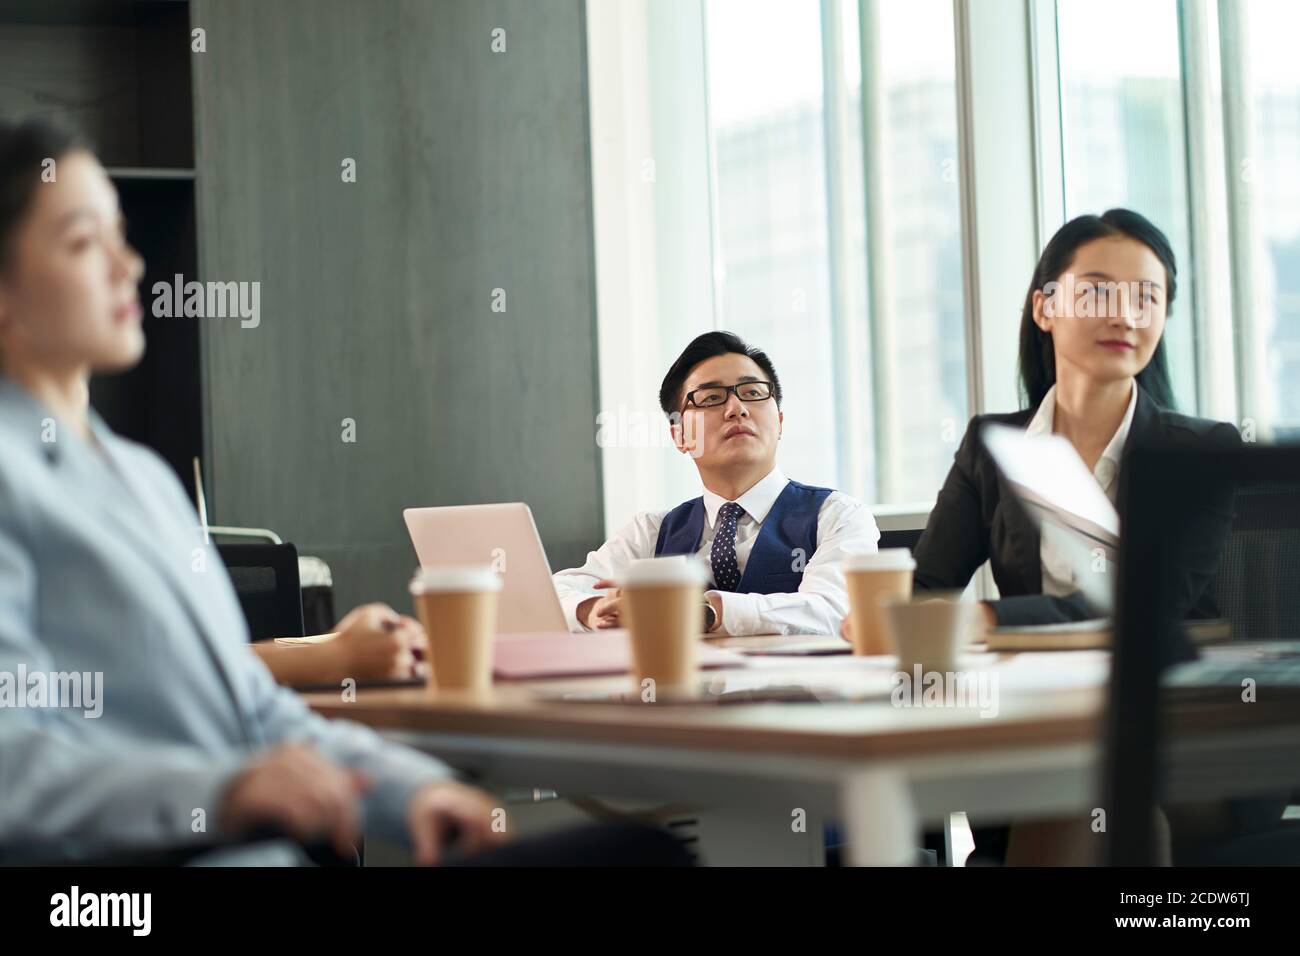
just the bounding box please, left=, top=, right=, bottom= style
left=853, top=0, right=965, bottom=505
left=587, top=0, right=1299, bottom=531
left=1056, top=0, right=1198, bottom=413
left=704, top=0, right=840, bottom=490
left=703, top=0, right=965, bottom=506
left=1054, top=0, right=1300, bottom=437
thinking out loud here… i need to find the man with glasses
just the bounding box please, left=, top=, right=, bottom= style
left=554, top=331, right=879, bottom=636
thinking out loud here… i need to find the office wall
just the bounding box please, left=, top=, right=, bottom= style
left=192, top=0, right=603, bottom=614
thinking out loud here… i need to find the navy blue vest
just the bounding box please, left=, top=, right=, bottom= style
left=653, top=480, right=833, bottom=593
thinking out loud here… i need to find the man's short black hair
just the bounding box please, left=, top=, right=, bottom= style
left=658, top=330, right=782, bottom=418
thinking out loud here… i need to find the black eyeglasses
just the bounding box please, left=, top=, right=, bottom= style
left=682, top=380, right=774, bottom=410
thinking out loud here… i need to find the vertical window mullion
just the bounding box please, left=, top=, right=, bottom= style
left=1179, top=0, right=1237, bottom=423
left=1218, top=0, right=1269, bottom=437
left=820, top=0, right=871, bottom=500
left=1028, top=0, right=1066, bottom=249
left=699, top=0, right=727, bottom=333
left=858, top=0, right=904, bottom=502
left=952, top=0, right=1039, bottom=417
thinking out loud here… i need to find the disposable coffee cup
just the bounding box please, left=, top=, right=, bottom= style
left=619, top=557, right=708, bottom=692
left=843, top=550, right=916, bottom=655
left=409, top=566, right=501, bottom=691
left=878, top=591, right=977, bottom=674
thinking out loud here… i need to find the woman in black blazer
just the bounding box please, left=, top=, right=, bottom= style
left=884, top=209, right=1242, bottom=864
left=913, top=208, right=1239, bottom=632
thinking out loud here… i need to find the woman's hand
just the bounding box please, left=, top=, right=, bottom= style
left=327, top=603, right=427, bottom=681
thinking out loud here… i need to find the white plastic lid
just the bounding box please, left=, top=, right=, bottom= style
left=842, top=548, right=916, bottom=572
left=620, top=556, right=709, bottom=588
left=409, top=566, right=503, bottom=594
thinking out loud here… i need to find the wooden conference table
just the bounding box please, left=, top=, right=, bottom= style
left=302, top=635, right=1300, bottom=865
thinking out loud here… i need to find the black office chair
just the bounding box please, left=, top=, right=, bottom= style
left=214, top=541, right=365, bottom=865
left=1210, top=480, right=1300, bottom=644
left=1107, top=442, right=1300, bottom=865
left=217, top=542, right=306, bottom=641
left=878, top=527, right=924, bottom=553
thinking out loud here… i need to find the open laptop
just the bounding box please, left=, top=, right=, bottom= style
left=402, top=503, right=744, bottom=678
left=403, top=502, right=574, bottom=635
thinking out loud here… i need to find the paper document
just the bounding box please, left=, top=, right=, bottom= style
left=981, top=423, right=1120, bottom=615
left=981, top=423, right=1120, bottom=552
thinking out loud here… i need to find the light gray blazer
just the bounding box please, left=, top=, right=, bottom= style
left=0, top=377, right=450, bottom=861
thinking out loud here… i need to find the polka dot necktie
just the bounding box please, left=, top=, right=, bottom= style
left=710, top=501, right=745, bottom=592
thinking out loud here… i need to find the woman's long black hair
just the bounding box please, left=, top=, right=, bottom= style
left=1018, top=208, right=1178, bottom=411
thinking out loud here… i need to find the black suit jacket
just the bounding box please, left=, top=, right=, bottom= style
left=913, top=386, right=1242, bottom=626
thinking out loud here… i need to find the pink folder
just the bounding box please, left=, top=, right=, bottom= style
left=492, top=630, right=746, bottom=680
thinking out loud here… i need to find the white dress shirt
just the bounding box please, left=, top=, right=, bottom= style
left=1025, top=381, right=1136, bottom=596
left=552, top=467, right=880, bottom=635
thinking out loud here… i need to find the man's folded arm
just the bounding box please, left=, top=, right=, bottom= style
left=551, top=512, right=663, bottom=631
left=718, top=497, right=880, bottom=635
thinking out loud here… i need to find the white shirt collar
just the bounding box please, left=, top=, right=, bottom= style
left=1025, top=381, right=1138, bottom=489
left=702, top=466, right=789, bottom=528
